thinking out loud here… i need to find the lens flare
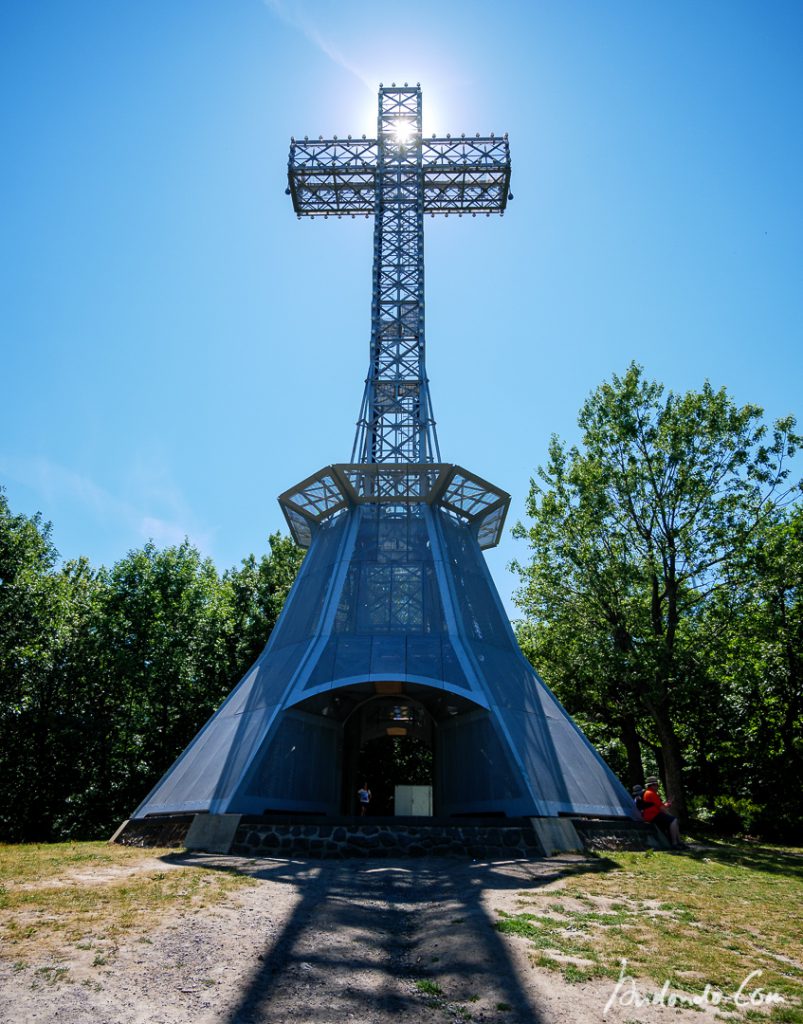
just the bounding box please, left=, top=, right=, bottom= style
left=389, top=119, right=414, bottom=145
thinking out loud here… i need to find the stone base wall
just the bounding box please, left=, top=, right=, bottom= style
left=112, top=815, right=195, bottom=848
left=570, top=817, right=667, bottom=851
left=112, top=814, right=658, bottom=858
left=231, top=821, right=544, bottom=860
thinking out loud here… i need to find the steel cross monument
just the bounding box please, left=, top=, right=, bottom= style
left=125, top=83, right=639, bottom=825
left=280, top=83, right=513, bottom=549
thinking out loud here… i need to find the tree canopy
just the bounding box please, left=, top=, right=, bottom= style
left=0, top=488, right=304, bottom=842
left=513, top=364, right=801, bottom=834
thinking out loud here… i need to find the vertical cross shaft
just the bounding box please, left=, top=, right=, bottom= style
left=354, top=85, right=438, bottom=465
left=287, top=83, right=511, bottom=471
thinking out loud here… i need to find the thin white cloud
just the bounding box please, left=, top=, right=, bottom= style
left=0, top=454, right=213, bottom=560
left=0, top=456, right=130, bottom=525
left=263, top=0, right=374, bottom=91
left=139, top=515, right=195, bottom=549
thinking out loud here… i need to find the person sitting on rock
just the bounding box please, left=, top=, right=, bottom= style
left=640, top=775, right=686, bottom=849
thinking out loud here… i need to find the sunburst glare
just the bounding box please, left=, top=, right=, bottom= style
left=389, top=119, right=415, bottom=145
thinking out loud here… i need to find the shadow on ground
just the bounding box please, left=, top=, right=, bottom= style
left=162, top=851, right=618, bottom=1024
left=682, top=837, right=803, bottom=878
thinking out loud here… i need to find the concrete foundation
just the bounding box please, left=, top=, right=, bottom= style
left=184, top=813, right=242, bottom=854
left=530, top=817, right=584, bottom=856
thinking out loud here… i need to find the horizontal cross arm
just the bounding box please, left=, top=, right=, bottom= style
left=288, top=137, right=378, bottom=216
left=422, top=136, right=511, bottom=215
left=286, top=134, right=512, bottom=217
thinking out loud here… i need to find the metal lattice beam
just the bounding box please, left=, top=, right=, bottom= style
left=287, top=136, right=510, bottom=217
left=287, top=83, right=512, bottom=467
left=278, top=463, right=510, bottom=550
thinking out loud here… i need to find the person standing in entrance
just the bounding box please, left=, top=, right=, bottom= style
left=357, top=782, right=371, bottom=816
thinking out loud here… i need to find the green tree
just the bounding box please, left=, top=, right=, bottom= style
left=0, top=480, right=305, bottom=840
left=93, top=541, right=236, bottom=817
left=0, top=491, right=106, bottom=839
left=223, top=533, right=306, bottom=677
left=696, top=503, right=803, bottom=833
left=513, top=365, right=800, bottom=821
left=88, top=533, right=304, bottom=830
left=745, top=506, right=803, bottom=786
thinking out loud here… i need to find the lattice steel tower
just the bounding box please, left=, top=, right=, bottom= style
left=130, top=85, right=637, bottom=824
left=279, top=85, right=512, bottom=547
left=353, top=86, right=439, bottom=465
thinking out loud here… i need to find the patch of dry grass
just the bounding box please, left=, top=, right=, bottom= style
left=497, top=838, right=803, bottom=1021
left=0, top=841, right=254, bottom=963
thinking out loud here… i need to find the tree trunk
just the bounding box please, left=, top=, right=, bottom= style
left=619, top=714, right=644, bottom=787
left=647, top=699, right=687, bottom=822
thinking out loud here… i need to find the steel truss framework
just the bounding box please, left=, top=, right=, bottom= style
left=124, top=84, right=640, bottom=826
left=285, top=83, right=512, bottom=545
left=279, top=463, right=510, bottom=550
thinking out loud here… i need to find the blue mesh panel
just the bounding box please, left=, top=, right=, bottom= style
left=259, top=642, right=311, bottom=696
left=334, top=506, right=446, bottom=636
left=438, top=510, right=510, bottom=648
left=439, top=711, right=522, bottom=809
left=311, top=509, right=350, bottom=564
left=529, top=684, right=638, bottom=817
left=333, top=566, right=359, bottom=632
left=468, top=644, right=543, bottom=713
left=298, top=505, right=469, bottom=690
left=303, top=636, right=338, bottom=690
left=352, top=505, right=379, bottom=557
left=441, top=639, right=471, bottom=690
left=495, top=705, right=566, bottom=808
left=422, top=566, right=445, bottom=633
left=370, top=635, right=405, bottom=674
left=135, top=704, right=278, bottom=815
left=242, top=711, right=339, bottom=810
left=273, top=513, right=348, bottom=647
left=275, top=569, right=330, bottom=645
left=334, top=636, right=372, bottom=677
left=406, top=636, right=442, bottom=680
left=222, top=641, right=310, bottom=715
left=188, top=643, right=299, bottom=725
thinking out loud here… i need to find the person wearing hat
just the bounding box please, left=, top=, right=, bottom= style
left=631, top=784, right=646, bottom=815
left=640, top=776, right=685, bottom=848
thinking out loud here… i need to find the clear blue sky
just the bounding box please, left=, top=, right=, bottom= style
left=2, top=0, right=801, bottom=615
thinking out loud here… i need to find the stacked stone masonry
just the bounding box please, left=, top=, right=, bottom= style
left=570, top=817, right=666, bottom=851
left=113, top=815, right=194, bottom=848
left=230, top=822, right=543, bottom=860
left=113, top=815, right=662, bottom=858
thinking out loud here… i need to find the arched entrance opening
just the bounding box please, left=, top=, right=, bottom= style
left=344, top=695, right=433, bottom=816
left=289, top=682, right=486, bottom=818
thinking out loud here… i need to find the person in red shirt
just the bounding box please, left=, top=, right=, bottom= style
left=640, top=776, right=686, bottom=849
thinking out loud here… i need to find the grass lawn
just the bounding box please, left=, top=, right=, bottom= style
left=0, top=841, right=255, bottom=967
left=496, top=836, right=802, bottom=1021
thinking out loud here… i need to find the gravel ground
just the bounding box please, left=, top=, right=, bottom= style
left=0, top=852, right=719, bottom=1024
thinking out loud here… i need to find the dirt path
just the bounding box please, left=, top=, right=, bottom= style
left=0, top=853, right=723, bottom=1024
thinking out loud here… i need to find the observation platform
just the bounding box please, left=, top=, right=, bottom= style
left=278, top=463, right=510, bottom=549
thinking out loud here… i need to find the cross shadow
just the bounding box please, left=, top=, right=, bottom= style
left=163, top=852, right=618, bottom=1023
